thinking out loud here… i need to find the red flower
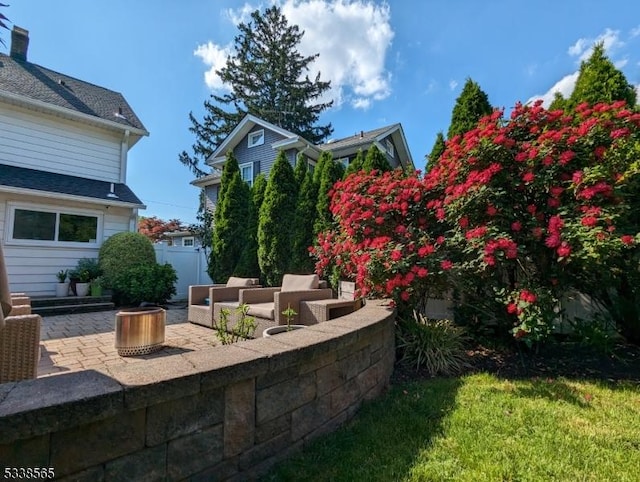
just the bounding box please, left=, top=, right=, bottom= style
left=621, top=235, right=634, bottom=245
left=486, top=205, right=497, bottom=216
left=400, top=291, right=410, bottom=302
left=581, top=216, right=598, bottom=227
left=507, top=303, right=518, bottom=314
left=522, top=172, right=535, bottom=183
left=511, top=221, right=522, bottom=232
left=441, top=260, right=453, bottom=270
left=519, top=290, right=537, bottom=303
left=557, top=242, right=571, bottom=258
left=391, top=250, right=403, bottom=261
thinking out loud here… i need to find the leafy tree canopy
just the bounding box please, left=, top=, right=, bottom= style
left=179, top=5, right=333, bottom=177
left=138, top=216, right=185, bottom=243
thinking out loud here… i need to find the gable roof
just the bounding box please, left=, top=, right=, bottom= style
left=0, top=164, right=145, bottom=208
left=0, top=52, right=148, bottom=142
left=206, top=114, right=321, bottom=167
left=320, top=123, right=415, bottom=170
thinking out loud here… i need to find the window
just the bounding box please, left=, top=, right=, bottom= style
left=240, top=162, right=254, bottom=186
left=307, top=160, right=316, bottom=175
left=248, top=129, right=264, bottom=148
left=337, top=157, right=350, bottom=168
left=182, top=237, right=195, bottom=247
left=385, top=139, right=395, bottom=157
left=8, top=203, right=101, bottom=246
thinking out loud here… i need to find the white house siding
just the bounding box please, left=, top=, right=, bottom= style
left=0, top=103, right=122, bottom=182
left=0, top=192, right=132, bottom=296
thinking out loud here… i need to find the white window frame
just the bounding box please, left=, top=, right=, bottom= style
left=385, top=139, right=395, bottom=158
left=6, top=202, right=103, bottom=247
left=337, top=157, right=349, bottom=169
left=182, top=237, right=195, bottom=247
left=248, top=129, right=265, bottom=148
left=240, top=162, right=254, bottom=187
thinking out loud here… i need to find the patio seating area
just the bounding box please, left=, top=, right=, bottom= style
left=37, top=306, right=218, bottom=378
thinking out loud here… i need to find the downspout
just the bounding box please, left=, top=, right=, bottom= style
left=120, top=129, right=130, bottom=183
left=130, top=208, right=139, bottom=233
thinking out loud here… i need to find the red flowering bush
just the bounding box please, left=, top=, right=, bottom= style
left=314, top=100, right=640, bottom=345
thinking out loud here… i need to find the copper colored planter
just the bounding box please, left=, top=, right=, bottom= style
left=115, top=307, right=166, bottom=356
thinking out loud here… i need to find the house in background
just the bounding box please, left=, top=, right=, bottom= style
left=0, top=26, right=148, bottom=296
left=191, top=113, right=414, bottom=212
left=162, top=230, right=202, bottom=248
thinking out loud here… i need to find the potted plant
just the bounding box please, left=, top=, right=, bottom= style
left=55, top=269, right=70, bottom=297
left=74, top=269, right=91, bottom=297
left=90, top=276, right=104, bottom=297
left=263, top=304, right=306, bottom=337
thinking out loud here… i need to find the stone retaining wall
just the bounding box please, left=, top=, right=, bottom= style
left=0, top=300, right=395, bottom=481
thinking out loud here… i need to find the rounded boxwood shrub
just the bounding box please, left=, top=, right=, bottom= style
left=99, top=232, right=156, bottom=287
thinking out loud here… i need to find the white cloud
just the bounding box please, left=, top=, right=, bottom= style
left=449, top=80, right=458, bottom=91
left=630, top=25, right=640, bottom=38
left=424, top=79, right=437, bottom=94
left=195, top=0, right=394, bottom=111
left=527, top=71, right=579, bottom=107
left=568, top=28, right=623, bottom=62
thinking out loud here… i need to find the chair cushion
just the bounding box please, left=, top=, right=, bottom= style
left=226, top=277, right=256, bottom=287
left=247, top=302, right=275, bottom=320
left=281, top=274, right=319, bottom=292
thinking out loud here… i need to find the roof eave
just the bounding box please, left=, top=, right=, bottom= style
left=0, top=90, right=149, bottom=138
left=0, top=184, right=146, bottom=209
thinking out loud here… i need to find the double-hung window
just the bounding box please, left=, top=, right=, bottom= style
left=8, top=203, right=101, bottom=247
left=240, top=162, right=254, bottom=187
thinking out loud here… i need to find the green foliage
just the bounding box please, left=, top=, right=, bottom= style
left=109, top=263, right=177, bottom=306
left=99, top=232, right=156, bottom=288
left=210, top=153, right=251, bottom=283
left=258, top=151, right=298, bottom=285
left=396, top=312, right=469, bottom=375
left=568, top=315, right=618, bottom=354
left=362, top=144, right=392, bottom=174
left=567, top=42, right=637, bottom=111
left=549, top=91, right=567, bottom=111
left=235, top=173, right=267, bottom=278
left=344, top=149, right=365, bottom=177
left=290, top=170, right=319, bottom=274
left=293, top=153, right=308, bottom=186
left=56, top=269, right=68, bottom=283
left=213, top=303, right=257, bottom=344
left=71, top=258, right=102, bottom=283
left=427, top=131, right=446, bottom=168
left=447, top=77, right=492, bottom=139
left=178, top=5, right=333, bottom=177
left=315, top=152, right=345, bottom=235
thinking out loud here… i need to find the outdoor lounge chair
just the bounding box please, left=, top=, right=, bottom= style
left=214, top=273, right=333, bottom=327
left=0, top=314, right=42, bottom=383
left=188, top=277, right=260, bottom=328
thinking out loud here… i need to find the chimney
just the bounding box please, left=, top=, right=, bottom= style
left=10, top=26, right=29, bottom=62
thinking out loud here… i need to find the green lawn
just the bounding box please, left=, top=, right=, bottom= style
left=263, top=373, right=640, bottom=481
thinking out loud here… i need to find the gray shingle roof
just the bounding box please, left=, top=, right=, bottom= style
left=0, top=164, right=144, bottom=206
left=0, top=53, right=146, bottom=132
left=319, top=124, right=399, bottom=151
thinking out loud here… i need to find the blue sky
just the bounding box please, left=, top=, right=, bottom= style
left=6, top=1, right=640, bottom=225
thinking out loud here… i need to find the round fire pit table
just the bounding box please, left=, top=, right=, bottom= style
left=115, top=306, right=166, bottom=356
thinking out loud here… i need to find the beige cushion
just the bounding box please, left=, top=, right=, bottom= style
left=226, top=277, right=256, bottom=287
left=247, top=302, right=275, bottom=320
left=281, top=274, right=319, bottom=292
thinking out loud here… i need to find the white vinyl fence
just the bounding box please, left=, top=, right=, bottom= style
left=154, top=244, right=212, bottom=301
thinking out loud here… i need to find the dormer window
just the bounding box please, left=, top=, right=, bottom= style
left=248, top=129, right=264, bottom=148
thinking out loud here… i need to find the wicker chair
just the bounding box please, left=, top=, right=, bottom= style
left=0, top=314, right=42, bottom=383
left=188, top=277, right=260, bottom=328
left=215, top=274, right=333, bottom=327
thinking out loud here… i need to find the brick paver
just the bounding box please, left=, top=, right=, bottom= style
left=38, top=308, right=220, bottom=378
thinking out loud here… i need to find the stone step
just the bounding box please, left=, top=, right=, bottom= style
left=32, top=301, right=116, bottom=317
left=31, top=295, right=113, bottom=308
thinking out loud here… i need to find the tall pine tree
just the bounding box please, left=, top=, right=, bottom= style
left=567, top=42, right=637, bottom=110
left=427, top=132, right=446, bottom=169
left=344, top=149, right=365, bottom=178
left=447, top=78, right=492, bottom=139
left=314, top=152, right=345, bottom=235
left=258, top=151, right=298, bottom=286
left=235, top=174, right=267, bottom=278
left=179, top=5, right=333, bottom=177
left=290, top=168, right=319, bottom=274
left=362, top=144, right=392, bottom=173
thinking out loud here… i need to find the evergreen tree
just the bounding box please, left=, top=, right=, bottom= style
left=294, top=153, right=308, bottom=186
left=362, top=144, right=392, bottom=173
left=567, top=42, right=637, bottom=110
left=427, top=132, right=446, bottom=168
left=447, top=78, right=493, bottom=139
left=179, top=5, right=333, bottom=177
left=548, top=91, right=567, bottom=111
left=209, top=170, right=251, bottom=282
left=315, top=153, right=345, bottom=235
left=235, top=174, right=267, bottom=278
left=313, top=150, right=331, bottom=186
left=258, top=151, right=298, bottom=286
left=344, top=149, right=365, bottom=178
left=290, top=170, right=319, bottom=274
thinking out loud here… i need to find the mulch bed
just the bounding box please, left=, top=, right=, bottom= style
left=392, top=340, right=640, bottom=384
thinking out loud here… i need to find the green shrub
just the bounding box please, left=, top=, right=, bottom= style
left=110, top=263, right=177, bottom=306
left=99, top=232, right=156, bottom=288
left=213, top=303, right=257, bottom=344
left=396, top=312, right=469, bottom=375
left=72, top=257, right=102, bottom=282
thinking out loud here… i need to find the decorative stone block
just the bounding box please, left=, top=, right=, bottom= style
left=256, top=372, right=316, bottom=424
left=105, top=444, right=167, bottom=481
left=224, top=378, right=255, bottom=458
left=167, top=425, right=224, bottom=480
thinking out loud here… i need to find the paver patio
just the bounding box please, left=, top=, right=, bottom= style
left=38, top=306, right=220, bottom=378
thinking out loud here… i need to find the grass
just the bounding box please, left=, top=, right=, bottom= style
left=262, top=373, right=640, bottom=481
